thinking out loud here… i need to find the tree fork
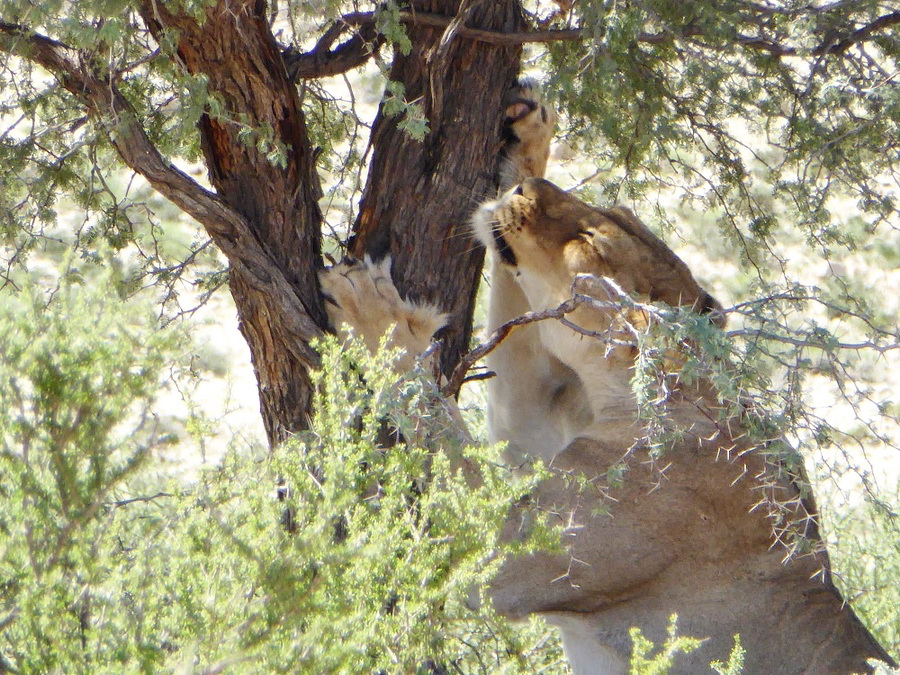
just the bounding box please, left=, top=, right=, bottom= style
left=351, top=0, right=527, bottom=380
left=2, top=0, right=533, bottom=440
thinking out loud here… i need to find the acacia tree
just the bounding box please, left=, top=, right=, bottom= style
left=0, top=1, right=897, bottom=445
left=1, top=0, right=899, bottom=668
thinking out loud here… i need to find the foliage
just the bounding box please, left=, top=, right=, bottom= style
left=541, top=0, right=898, bottom=240
left=0, top=267, right=186, bottom=672
left=537, top=3, right=900, bottom=533
left=3, top=0, right=895, bottom=282
left=0, top=274, right=567, bottom=673
left=629, top=615, right=703, bottom=675
left=710, top=635, right=746, bottom=675
left=826, top=485, right=900, bottom=657
left=629, top=616, right=744, bottom=675
left=0, top=0, right=898, bottom=670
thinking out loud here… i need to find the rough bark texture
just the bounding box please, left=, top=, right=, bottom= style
left=16, top=0, right=529, bottom=445
left=351, top=0, right=527, bottom=378
left=139, top=0, right=328, bottom=445
left=135, top=0, right=527, bottom=441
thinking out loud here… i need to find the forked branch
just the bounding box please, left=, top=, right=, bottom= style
left=441, top=276, right=651, bottom=398
left=0, top=22, right=323, bottom=366
left=284, top=20, right=383, bottom=80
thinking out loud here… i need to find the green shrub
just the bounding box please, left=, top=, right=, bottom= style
left=0, top=275, right=563, bottom=673
left=629, top=617, right=744, bottom=675
left=827, top=490, right=900, bottom=660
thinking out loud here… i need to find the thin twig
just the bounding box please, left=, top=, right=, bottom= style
left=726, top=329, right=900, bottom=354
left=441, top=276, right=649, bottom=398
left=107, top=491, right=176, bottom=507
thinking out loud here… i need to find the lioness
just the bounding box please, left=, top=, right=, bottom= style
left=473, top=175, right=895, bottom=674
left=321, top=82, right=896, bottom=673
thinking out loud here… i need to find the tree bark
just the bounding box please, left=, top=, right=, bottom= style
left=114, top=0, right=528, bottom=443
left=350, top=0, right=527, bottom=378
left=135, top=0, right=527, bottom=444
left=139, top=0, right=328, bottom=445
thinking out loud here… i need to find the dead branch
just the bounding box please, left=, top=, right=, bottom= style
left=441, top=276, right=650, bottom=398
left=441, top=298, right=577, bottom=398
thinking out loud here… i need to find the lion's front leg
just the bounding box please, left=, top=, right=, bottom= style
left=319, top=256, right=446, bottom=373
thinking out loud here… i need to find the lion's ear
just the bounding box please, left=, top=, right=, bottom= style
left=696, top=290, right=727, bottom=327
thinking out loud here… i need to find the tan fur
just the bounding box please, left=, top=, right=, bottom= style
left=319, top=256, right=446, bottom=372
left=474, top=178, right=724, bottom=426
left=317, top=80, right=895, bottom=674
left=476, top=174, right=895, bottom=674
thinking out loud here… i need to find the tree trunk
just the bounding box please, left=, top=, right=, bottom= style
left=140, top=0, right=328, bottom=445
left=351, top=0, right=526, bottom=378
left=140, top=0, right=526, bottom=444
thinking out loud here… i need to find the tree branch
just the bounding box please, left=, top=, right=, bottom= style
left=0, top=22, right=323, bottom=367
left=827, top=10, right=900, bottom=55
left=335, top=8, right=900, bottom=56
left=284, top=20, right=383, bottom=81
left=439, top=302, right=567, bottom=398
left=441, top=270, right=900, bottom=397
left=340, top=10, right=581, bottom=45
left=441, top=277, right=649, bottom=398
left=725, top=329, right=900, bottom=354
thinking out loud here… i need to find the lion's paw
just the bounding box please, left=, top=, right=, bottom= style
left=319, top=256, right=447, bottom=371
left=501, top=78, right=557, bottom=186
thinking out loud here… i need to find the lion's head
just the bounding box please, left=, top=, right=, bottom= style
left=474, top=177, right=722, bottom=323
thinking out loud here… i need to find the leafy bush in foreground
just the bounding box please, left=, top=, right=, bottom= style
left=0, top=274, right=562, bottom=673
left=1, top=272, right=894, bottom=673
